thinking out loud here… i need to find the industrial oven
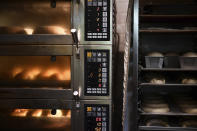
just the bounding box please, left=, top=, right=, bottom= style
left=0, top=0, right=114, bottom=131
left=124, top=0, right=197, bottom=131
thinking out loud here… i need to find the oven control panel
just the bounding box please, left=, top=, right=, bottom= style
left=85, top=50, right=109, bottom=96
left=85, top=105, right=109, bottom=131
left=85, top=0, right=110, bottom=41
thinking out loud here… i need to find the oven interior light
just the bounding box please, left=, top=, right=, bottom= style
left=24, top=28, right=34, bottom=35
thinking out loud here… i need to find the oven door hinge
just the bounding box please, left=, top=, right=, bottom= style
left=71, top=29, right=80, bottom=59
left=73, top=91, right=80, bottom=109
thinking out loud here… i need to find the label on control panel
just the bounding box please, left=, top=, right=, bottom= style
left=85, top=0, right=110, bottom=41
left=85, top=50, right=109, bottom=96
left=85, top=105, right=109, bottom=131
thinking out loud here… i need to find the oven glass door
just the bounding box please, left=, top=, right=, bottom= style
left=0, top=55, right=73, bottom=99
left=0, top=0, right=71, bottom=35
left=0, top=108, right=71, bottom=131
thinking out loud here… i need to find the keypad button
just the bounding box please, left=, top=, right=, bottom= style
left=103, top=17, right=107, bottom=22
left=102, top=78, right=107, bottom=83
left=93, top=2, right=97, bottom=6
left=103, top=28, right=107, bottom=32
left=102, top=117, right=107, bottom=121
left=102, top=127, right=107, bottom=131
left=103, top=12, right=107, bottom=17
left=97, top=52, right=102, bottom=57
left=102, top=68, right=107, bottom=72
left=97, top=107, right=102, bottom=111
left=102, top=73, right=107, bottom=77
left=102, top=107, right=107, bottom=111
left=103, top=7, right=107, bottom=11
left=102, top=83, right=107, bottom=88
left=92, top=52, right=97, bottom=57
left=97, top=58, right=102, bottom=62
left=102, top=122, right=107, bottom=127
left=103, top=2, right=107, bottom=6
left=103, top=23, right=107, bottom=27
left=102, top=58, right=107, bottom=62
left=102, top=112, right=107, bottom=117
left=98, top=2, right=102, bottom=6
left=97, top=112, right=101, bottom=116
left=102, top=63, right=107, bottom=67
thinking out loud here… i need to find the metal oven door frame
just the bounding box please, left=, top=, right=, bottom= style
left=73, top=45, right=112, bottom=100
left=0, top=99, right=112, bottom=131
left=0, top=44, right=75, bottom=100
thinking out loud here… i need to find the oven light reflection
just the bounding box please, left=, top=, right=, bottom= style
left=24, top=28, right=34, bottom=35
left=11, top=109, right=71, bottom=118
left=31, top=109, right=43, bottom=117
left=11, top=109, right=28, bottom=117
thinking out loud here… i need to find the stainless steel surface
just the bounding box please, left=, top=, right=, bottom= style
left=0, top=0, right=71, bottom=34
left=0, top=45, right=73, bottom=56
left=72, top=100, right=112, bottom=131
left=0, top=0, right=114, bottom=130
left=74, top=0, right=113, bottom=45
left=73, top=45, right=113, bottom=100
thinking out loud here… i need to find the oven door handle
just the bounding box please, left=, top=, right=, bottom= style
left=71, top=29, right=80, bottom=59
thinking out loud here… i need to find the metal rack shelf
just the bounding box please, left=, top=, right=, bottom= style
left=140, top=112, right=197, bottom=116
left=139, top=126, right=197, bottom=131
left=140, top=29, right=197, bottom=33
left=139, top=83, right=197, bottom=87
left=0, top=34, right=73, bottom=45
left=140, top=68, right=197, bottom=72
left=140, top=15, right=197, bottom=22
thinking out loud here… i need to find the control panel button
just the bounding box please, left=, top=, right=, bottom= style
left=85, top=50, right=109, bottom=96
left=85, top=0, right=110, bottom=41
left=85, top=105, right=109, bottom=131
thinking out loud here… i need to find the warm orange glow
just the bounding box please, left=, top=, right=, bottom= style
left=24, top=68, right=41, bottom=80
left=11, top=109, right=28, bottom=117
left=47, top=110, right=63, bottom=117
left=31, top=109, right=43, bottom=117
left=12, top=67, right=23, bottom=78
left=66, top=110, right=71, bottom=118
left=51, top=26, right=67, bottom=34
left=10, top=109, right=71, bottom=118
left=0, top=56, right=71, bottom=82
left=24, top=28, right=34, bottom=35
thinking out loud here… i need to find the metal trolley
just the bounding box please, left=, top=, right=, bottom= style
left=124, top=0, right=197, bottom=131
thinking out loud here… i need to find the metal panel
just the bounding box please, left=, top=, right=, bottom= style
left=0, top=35, right=73, bottom=45
left=0, top=45, right=73, bottom=56
left=72, top=100, right=112, bottom=131
left=0, top=99, right=73, bottom=109
left=0, top=88, right=73, bottom=99
left=73, top=45, right=112, bottom=100
left=73, top=0, right=113, bottom=45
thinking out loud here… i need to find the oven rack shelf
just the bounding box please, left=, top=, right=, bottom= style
left=139, top=29, right=197, bottom=33
left=140, top=112, right=197, bottom=117
left=139, top=83, right=197, bottom=87
left=139, top=126, right=197, bottom=131
left=0, top=80, right=70, bottom=87
left=140, top=68, right=197, bottom=72
left=140, top=15, right=197, bottom=22
left=0, top=34, right=73, bottom=44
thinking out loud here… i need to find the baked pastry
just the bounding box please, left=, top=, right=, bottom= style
left=182, top=120, right=197, bottom=127
left=147, top=52, right=164, bottom=57
left=146, top=119, right=169, bottom=127
left=182, top=78, right=197, bottom=84
left=34, top=26, right=66, bottom=34
left=143, top=106, right=170, bottom=113
left=150, top=78, right=165, bottom=84
left=182, top=52, right=197, bottom=57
